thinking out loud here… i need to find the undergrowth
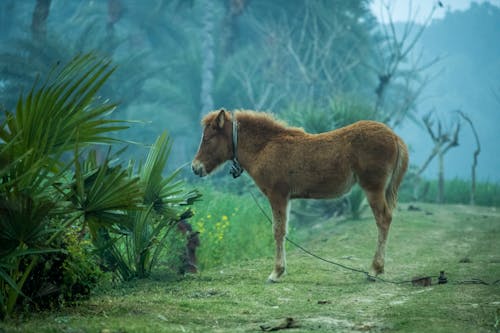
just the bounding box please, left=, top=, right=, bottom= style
left=191, top=185, right=274, bottom=269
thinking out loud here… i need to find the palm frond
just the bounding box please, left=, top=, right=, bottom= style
left=5, top=54, right=127, bottom=161
left=0, top=192, right=58, bottom=256
left=70, top=148, right=143, bottom=226
left=139, top=131, right=201, bottom=216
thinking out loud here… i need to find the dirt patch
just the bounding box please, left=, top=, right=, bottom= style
left=304, top=316, right=387, bottom=332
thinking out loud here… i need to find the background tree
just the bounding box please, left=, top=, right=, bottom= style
left=31, top=0, right=51, bottom=41
left=199, top=0, right=216, bottom=119
left=457, top=110, right=480, bottom=205
left=1, top=0, right=497, bottom=185
left=421, top=112, right=460, bottom=203
left=369, top=1, right=439, bottom=127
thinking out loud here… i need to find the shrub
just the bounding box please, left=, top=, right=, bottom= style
left=20, top=228, right=106, bottom=312
left=81, top=133, right=200, bottom=281
left=0, top=54, right=125, bottom=319
left=283, top=95, right=376, bottom=134
left=0, top=54, right=200, bottom=319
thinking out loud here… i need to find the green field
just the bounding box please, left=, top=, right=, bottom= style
left=1, top=203, right=499, bottom=333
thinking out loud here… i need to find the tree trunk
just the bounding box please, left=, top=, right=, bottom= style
left=0, top=1, right=16, bottom=42
left=457, top=111, right=480, bottom=205
left=199, top=0, right=215, bottom=119
left=107, top=0, right=124, bottom=34
left=31, top=0, right=51, bottom=41
left=222, top=0, right=248, bottom=54
left=470, top=161, right=476, bottom=205
left=437, top=153, right=445, bottom=203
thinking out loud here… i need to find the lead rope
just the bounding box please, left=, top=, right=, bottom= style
left=230, top=113, right=244, bottom=178
left=248, top=190, right=500, bottom=286
left=248, top=190, right=415, bottom=284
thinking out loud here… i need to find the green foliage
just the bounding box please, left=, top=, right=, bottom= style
left=60, top=229, right=107, bottom=303
left=284, top=95, right=376, bottom=134
left=18, top=228, right=106, bottom=312
left=283, top=102, right=336, bottom=134
left=327, top=97, right=377, bottom=127
left=0, top=54, right=128, bottom=319
left=0, top=54, right=199, bottom=319
left=494, top=308, right=500, bottom=332
left=85, top=133, right=201, bottom=281
left=70, top=148, right=143, bottom=229
left=420, top=178, right=500, bottom=206
left=192, top=186, right=273, bottom=268
left=397, top=173, right=500, bottom=207
left=348, top=186, right=368, bottom=220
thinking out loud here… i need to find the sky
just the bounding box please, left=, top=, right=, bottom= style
left=370, top=0, right=500, bottom=23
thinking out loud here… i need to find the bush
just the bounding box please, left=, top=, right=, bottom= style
left=0, top=54, right=125, bottom=319
left=0, top=54, right=199, bottom=320
left=20, top=228, right=106, bottom=312
left=283, top=95, right=376, bottom=134
left=83, top=133, right=200, bottom=281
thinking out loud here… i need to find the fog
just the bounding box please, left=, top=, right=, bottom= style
left=1, top=0, right=499, bottom=183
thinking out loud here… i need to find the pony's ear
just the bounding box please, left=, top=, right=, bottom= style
left=215, top=109, right=226, bottom=129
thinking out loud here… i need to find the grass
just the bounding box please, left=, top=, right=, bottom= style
left=1, top=202, right=499, bottom=332
left=190, top=185, right=275, bottom=269
left=421, top=178, right=500, bottom=206
left=398, top=178, right=500, bottom=207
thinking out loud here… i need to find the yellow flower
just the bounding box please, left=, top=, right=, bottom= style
left=222, top=215, right=228, bottom=221
left=196, top=220, right=206, bottom=234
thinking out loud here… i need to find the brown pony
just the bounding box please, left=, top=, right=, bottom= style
left=192, top=109, right=408, bottom=282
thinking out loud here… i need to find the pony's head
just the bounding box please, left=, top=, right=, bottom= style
left=192, top=109, right=233, bottom=177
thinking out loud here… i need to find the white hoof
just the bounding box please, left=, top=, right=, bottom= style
left=267, top=269, right=286, bottom=283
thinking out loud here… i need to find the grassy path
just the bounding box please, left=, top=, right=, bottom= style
left=1, top=203, right=499, bottom=332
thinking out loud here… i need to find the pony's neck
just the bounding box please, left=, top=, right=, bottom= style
left=233, top=112, right=302, bottom=174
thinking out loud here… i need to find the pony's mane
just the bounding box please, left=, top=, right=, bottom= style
left=202, top=109, right=304, bottom=135
left=236, top=110, right=305, bottom=135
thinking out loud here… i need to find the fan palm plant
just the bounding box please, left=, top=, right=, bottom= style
left=66, top=147, right=144, bottom=281
left=83, top=133, right=200, bottom=280
left=0, top=53, right=200, bottom=319
left=0, top=54, right=130, bottom=319
left=131, top=132, right=200, bottom=278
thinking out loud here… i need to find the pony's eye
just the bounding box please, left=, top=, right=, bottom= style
left=203, top=133, right=214, bottom=142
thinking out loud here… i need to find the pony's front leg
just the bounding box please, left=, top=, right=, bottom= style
left=267, top=194, right=290, bottom=283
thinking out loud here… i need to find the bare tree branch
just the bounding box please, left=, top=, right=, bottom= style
left=442, top=121, right=460, bottom=155
left=372, top=0, right=438, bottom=120
left=418, top=111, right=461, bottom=202
left=422, top=112, right=438, bottom=141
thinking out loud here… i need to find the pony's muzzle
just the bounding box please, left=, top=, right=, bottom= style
left=191, top=160, right=207, bottom=177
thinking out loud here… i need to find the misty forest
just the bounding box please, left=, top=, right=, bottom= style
left=0, top=0, right=499, bottom=332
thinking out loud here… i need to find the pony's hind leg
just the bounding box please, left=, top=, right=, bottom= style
left=267, top=194, right=290, bottom=283
left=364, top=190, right=393, bottom=275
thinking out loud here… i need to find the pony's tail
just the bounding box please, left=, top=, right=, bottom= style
left=385, top=137, right=409, bottom=211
